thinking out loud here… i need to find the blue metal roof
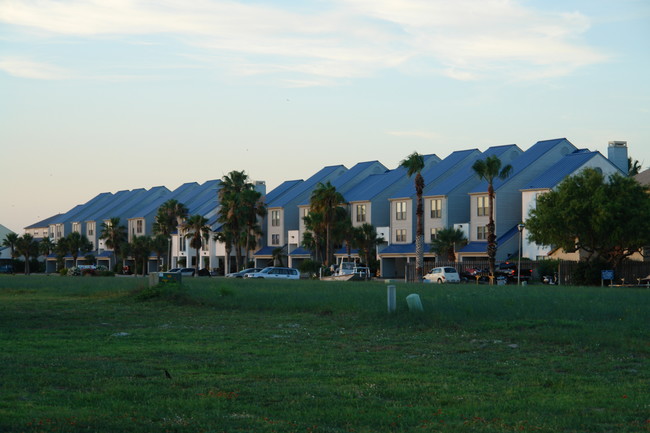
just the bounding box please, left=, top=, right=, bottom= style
left=380, top=243, right=416, bottom=254
left=458, top=225, right=520, bottom=253
left=425, top=144, right=522, bottom=196
left=524, top=150, right=608, bottom=189
left=24, top=213, right=63, bottom=229
left=126, top=181, right=201, bottom=219
left=470, top=138, right=576, bottom=193
left=264, top=179, right=303, bottom=205
left=267, top=165, right=346, bottom=208
left=289, top=247, right=312, bottom=256
left=254, top=245, right=281, bottom=256
left=50, top=192, right=114, bottom=224
left=391, top=149, right=479, bottom=199
left=344, top=153, right=440, bottom=202
left=334, top=247, right=360, bottom=255
left=297, top=161, right=387, bottom=205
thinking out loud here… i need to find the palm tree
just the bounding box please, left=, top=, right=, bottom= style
left=66, top=232, right=92, bottom=267
left=272, top=247, right=286, bottom=267
left=628, top=157, right=642, bottom=176
left=184, top=214, right=210, bottom=275
left=2, top=232, right=19, bottom=259
left=430, top=227, right=467, bottom=262
left=214, top=230, right=233, bottom=275
left=130, top=235, right=152, bottom=276
left=218, top=170, right=260, bottom=271
left=302, top=211, right=325, bottom=263
left=472, top=155, right=513, bottom=278
left=99, top=217, right=127, bottom=272
left=310, top=181, right=345, bottom=267
left=150, top=234, right=168, bottom=272
left=400, top=152, right=425, bottom=281
left=241, top=189, right=266, bottom=265
left=354, top=223, right=384, bottom=273
left=39, top=237, right=55, bottom=258
left=15, top=234, right=39, bottom=275
left=54, top=237, right=69, bottom=271
left=153, top=199, right=189, bottom=270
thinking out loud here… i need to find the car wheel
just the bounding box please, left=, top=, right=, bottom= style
left=437, top=278, right=443, bottom=284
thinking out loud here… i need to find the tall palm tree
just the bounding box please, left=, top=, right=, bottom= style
left=628, top=157, right=642, bottom=176
left=153, top=199, right=189, bottom=270
left=241, top=189, right=266, bottom=265
left=99, top=217, right=127, bottom=272
left=310, top=181, right=345, bottom=267
left=430, top=227, right=467, bottom=262
left=400, top=152, right=425, bottom=281
left=214, top=230, right=233, bottom=275
left=15, top=234, right=39, bottom=275
left=302, top=211, right=325, bottom=263
left=2, top=232, right=19, bottom=259
left=184, top=214, right=210, bottom=275
left=150, top=234, right=168, bottom=272
left=472, top=155, right=513, bottom=278
left=218, top=170, right=259, bottom=271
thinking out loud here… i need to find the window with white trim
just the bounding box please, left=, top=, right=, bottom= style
left=430, top=199, right=442, bottom=218
left=395, top=201, right=407, bottom=220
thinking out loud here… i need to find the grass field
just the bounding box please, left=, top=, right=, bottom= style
left=0, top=275, right=648, bottom=432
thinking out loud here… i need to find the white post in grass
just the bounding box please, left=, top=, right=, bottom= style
left=387, top=285, right=396, bottom=313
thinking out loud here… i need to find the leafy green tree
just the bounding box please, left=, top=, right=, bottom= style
left=65, top=232, right=93, bottom=267
left=526, top=168, right=650, bottom=270
left=184, top=214, right=210, bottom=275
left=2, top=232, right=19, bottom=259
left=430, top=227, right=467, bottom=262
left=153, top=199, right=189, bottom=270
left=310, top=181, right=345, bottom=267
left=400, top=152, right=425, bottom=281
left=472, top=155, right=513, bottom=277
left=15, top=234, right=39, bottom=275
left=99, top=217, right=127, bottom=271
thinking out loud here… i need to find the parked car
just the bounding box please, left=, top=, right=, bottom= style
left=226, top=268, right=262, bottom=278
left=0, top=264, right=13, bottom=274
left=244, top=267, right=300, bottom=280
left=166, top=268, right=195, bottom=277
left=424, top=266, right=461, bottom=284
left=494, top=262, right=533, bottom=282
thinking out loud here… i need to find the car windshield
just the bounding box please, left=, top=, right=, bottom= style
left=260, top=268, right=272, bottom=274
left=444, top=267, right=458, bottom=273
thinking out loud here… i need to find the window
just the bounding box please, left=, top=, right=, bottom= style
left=477, top=196, right=488, bottom=216
left=87, top=222, right=94, bottom=236
left=136, top=220, right=144, bottom=234
left=271, top=210, right=280, bottom=227
left=356, top=204, right=366, bottom=222
left=395, top=201, right=407, bottom=220
left=271, top=234, right=280, bottom=245
left=396, top=229, right=406, bottom=242
left=430, top=199, right=442, bottom=218
left=477, top=226, right=487, bottom=240
left=179, top=238, right=186, bottom=252
left=302, top=208, right=309, bottom=220
left=72, top=222, right=80, bottom=233
left=430, top=228, right=439, bottom=242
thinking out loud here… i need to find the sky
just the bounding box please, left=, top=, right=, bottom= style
left=1, top=0, right=649, bottom=233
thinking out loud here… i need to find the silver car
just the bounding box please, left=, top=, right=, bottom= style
left=244, top=267, right=300, bottom=280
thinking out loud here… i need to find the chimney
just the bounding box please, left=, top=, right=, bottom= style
left=607, top=141, right=628, bottom=175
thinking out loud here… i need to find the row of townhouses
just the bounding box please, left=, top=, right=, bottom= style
left=21, top=138, right=629, bottom=277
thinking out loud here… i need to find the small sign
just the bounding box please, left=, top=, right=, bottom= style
left=160, top=272, right=182, bottom=284
left=601, top=270, right=614, bottom=280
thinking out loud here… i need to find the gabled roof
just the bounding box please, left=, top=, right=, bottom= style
left=470, top=138, right=576, bottom=194
left=524, top=149, right=611, bottom=190
left=184, top=179, right=221, bottom=217
left=298, top=160, right=387, bottom=206
left=50, top=192, right=115, bottom=225
left=78, top=189, right=148, bottom=223
left=425, top=144, right=522, bottom=196
left=458, top=224, right=520, bottom=253
left=345, top=154, right=440, bottom=202
left=126, top=181, right=201, bottom=219
left=264, top=180, right=304, bottom=205
left=289, top=247, right=312, bottom=256
left=267, top=165, right=346, bottom=208
left=24, top=213, right=63, bottom=229
left=380, top=243, right=417, bottom=255
left=391, top=149, right=479, bottom=199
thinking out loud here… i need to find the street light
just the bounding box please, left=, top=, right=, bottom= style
left=517, top=223, right=525, bottom=286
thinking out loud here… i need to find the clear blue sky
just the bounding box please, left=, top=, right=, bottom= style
left=1, top=0, right=648, bottom=233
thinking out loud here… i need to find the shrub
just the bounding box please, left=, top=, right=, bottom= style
left=571, top=259, right=609, bottom=286
left=59, top=268, right=68, bottom=276
left=67, top=267, right=81, bottom=277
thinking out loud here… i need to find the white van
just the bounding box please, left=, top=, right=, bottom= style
left=424, top=267, right=461, bottom=284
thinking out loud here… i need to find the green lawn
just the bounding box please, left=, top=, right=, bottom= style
left=1, top=275, right=648, bottom=432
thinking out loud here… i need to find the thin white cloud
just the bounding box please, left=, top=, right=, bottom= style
left=0, top=0, right=609, bottom=84
left=0, top=57, right=70, bottom=79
